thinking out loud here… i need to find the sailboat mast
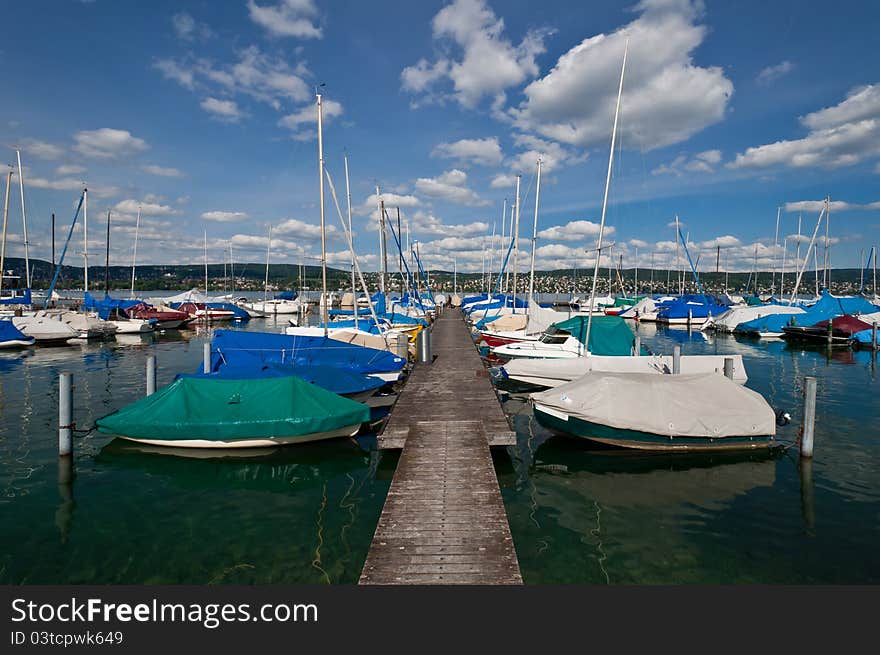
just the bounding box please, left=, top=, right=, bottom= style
left=51, top=214, right=56, bottom=270
left=528, top=159, right=542, bottom=301
left=825, top=195, right=832, bottom=288
left=104, top=210, right=111, bottom=293
left=634, top=247, right=639, bottom=294
left=263, top=226, right=271, bottom=305
left=204, top=229, right=208, bottom=295
left=511, top=174, right=521, bottom=312
left=375, top=186, right=384, bottom=294
left=0, top=170, right=11, bottom=297
left=771, top=205, right=781, bottom=295
left=499, top=198, right=507, bottom=290
left=130, top=204, right=140, bottom=297
left=344, top=154, right=357, bottom=330
left=83, top=187, right=89, bottom=291
left=585, top=38, right=628, bottom=351
left=15, top=150, right=30, bottom=288
left=317, top=92, right=329, bottom=335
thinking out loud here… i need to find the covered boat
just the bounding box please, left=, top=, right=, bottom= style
left=96, top=375, right=370, bottom=448
left=491, top=315, right=635, bottom=360
left=12, top=314, right=79, bottom=343
left=0, top=319, right=35, bottom=348
left=781, top=315, right=873, bottom=345
left=531, top=372, right=776, bottom=451
left=124, top=303, right=193, bottom=329
left=735, top=291, right=878, bottom=338
left=702, top=303, right=804, bottom=333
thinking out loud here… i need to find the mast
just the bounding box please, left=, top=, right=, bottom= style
left=316, top=92, right=329, bottom=335
left=771, top=205, right=781, bottom=295
left=585, top=38, right=627, bottom=352
left=511, top=174, right=521, bottom=312
left=263, top=226, right=271, bottom=306
left=634, top=247, right=639, bottom=294
left=0, top=170, right=11, bottom=297
left=780, top=236, right=788, bottom=297
left=83, top=187, right=89, bottom=291
left=344, top=154, right=357, bottom=329
left=789, top=200, right=827, bottom=305
left=130, top=204, right=140, bottom=297
left=104, top=210, right=111, bottom=294
left=506, top=202, right=514, bottom=294
left=499, top=198, right=507, bottom=291
left=204, top=229, right=208, bottom=295
left=15, top=150, right=30, bottom=288
left=376, top=189, right=386, bottom=294
left=528, top=158, right=542, bottom=301
left=51, top=214, right=56, bottom=270
left=825, top=195, right=831, bottom=288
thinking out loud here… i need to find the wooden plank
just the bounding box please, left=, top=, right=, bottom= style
left=360, top=310, right=522, bottom=585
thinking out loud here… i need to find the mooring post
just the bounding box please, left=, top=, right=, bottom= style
left=634, top=335, right=641, bottom=357
left=873, top=321, right=878, bottom=350
left=799, top=457, right=816, bottom=533
left=203, top=342, right=211, bottom=374
left=58, top=372, right=73, bottom=457
left=419, top=326, right=432, bottom=364
left=687, top=308, right=693, bottom=328
left=146, top=355, right=157, bottom=395
left=826, top=319, right=833, bottom=346
left=723, top=357, right=734, bottom=379
left=800, top=376, right=817, bottom=458
left=672, top=345, right=681, bottom=374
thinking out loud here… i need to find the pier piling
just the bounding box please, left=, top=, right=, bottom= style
left=800, top=376, right=817, bottom=458
left=146, top=355, right=156, bottom=396
left=723, top=357, right=734, bottom=379
left=672, top=345, right=681, bottom=374
left=58, top=372, right=73, bottom=457
left=634, top=335, right=641, bottom=356
left=418, top=326, right=432, bottom=364
left=203, top=343, right=211, bottom=374
left=872, top=321, right=877, bottom=350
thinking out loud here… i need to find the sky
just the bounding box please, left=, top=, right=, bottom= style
left=1, top=0, right=879, bottom=277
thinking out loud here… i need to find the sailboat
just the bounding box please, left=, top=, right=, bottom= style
left=239, top=227, right=307, bottom=318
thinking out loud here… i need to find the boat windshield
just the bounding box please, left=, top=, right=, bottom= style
left=539, top=333, right=569, bottom=344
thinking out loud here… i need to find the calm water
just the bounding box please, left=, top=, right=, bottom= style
left=1, top=313, right=878, bottom=584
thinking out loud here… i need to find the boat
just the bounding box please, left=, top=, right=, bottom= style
left=240, top=297, right=307, bottom=316
left=498, top=352, right=748, bottom=389
left=702, top=303, right=805, bottom=333
left=0, top=319, right=35, bottom=348
left=174, top=302, right=236, bottom=321
left=781, top=315, right=873, bottom=346
left=531, top=372, right=777, bottom=452
left=735, top=290, right=878, bottom=338
left=95, top=375, right=370, bottom=448
left=124, top=303, right=193, bottom=329
left=490, top=315, right=635, bottom=360
left=12, top=313, right=80, bottom=343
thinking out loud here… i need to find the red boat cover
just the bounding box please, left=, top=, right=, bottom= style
left=813, top=315, right=873, bottom=336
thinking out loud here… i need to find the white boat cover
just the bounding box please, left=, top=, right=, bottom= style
left=503, top=353, right=748, bottom=386
left=525, top=296, right=571, bottom=334
left=450, top=294, right=462, bottom=307
left=708, top=304, right=803, bottom=332
left=157, top=289, right=212, bottom=304
left=858, top=310, right=880, bottom=324
left=531, top=372, right=776, bottom=438
left=619, top=297, right=657, bottom=319
left=484, top=313, right=527, bottom=331
left=285, top=326, right=410, bottom=358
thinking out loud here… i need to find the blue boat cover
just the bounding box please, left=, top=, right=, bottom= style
left=209, top=330, right=406, bottom=375
left=657, top=295, right=729, bottom=320
left=0, top=319, right=32, bottom=343
left=83, top=292, right=142, bottom=319
left=275, top=290, right=298, bottom=300
left=853, top=328, right=878, bottom=345
left=207, top=302, right=251, bottom=320
left=736, top=291, right=879, bottom=334
left=0, top=289, right=31, bottom=305
left=181, top=362, right=385, bottom=396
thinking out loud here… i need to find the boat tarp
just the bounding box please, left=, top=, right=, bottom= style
left=0, top=319, right=31, bottom=342
left=210, top=330, right=406, bottom=375
left=207, top=302, right=251, bottom=320
left=82, top=292, right=142, bottom=320
left=525, top=297, right=571, bottom=335
left=161, top=289, right=212, bottom=305
left=96, top=376, right=370, bottom=441
left=484, top=313, right=528, bottom=331
left=711, top=304, right=804, bottom=331
left=531, top=372, right=775, bottom=438
left=657, top=296, right=728, bottom=320
left=181, top=362, right=385, bottom=396
left=619, top=296, right=658, bottom=318
left=853, top=328, right=877, bottom=345
left=736, top=291, right=880, bottom=334
left=812, top=315, right=873, bottom=335
left=551, top=316, right=635, bottom=356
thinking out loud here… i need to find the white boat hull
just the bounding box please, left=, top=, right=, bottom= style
left=114, top=423, right=362, bottom=449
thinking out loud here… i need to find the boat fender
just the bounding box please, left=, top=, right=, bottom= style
left=776, top=410, right=791, bottom=427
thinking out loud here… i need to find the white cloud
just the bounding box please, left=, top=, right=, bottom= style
left=114, top=199, right=178, bottom=216
left=27, top=177, right=84, bottom=192
left=414, top=169, right=488, bottom=206
left=699, top=235, right=741, bottom=249
left=278, top=99, right=343, bottom=132
left=55, top=164, right=85, bottom=176
left=401, top=0, right=552, bottom=108
left=201, top=211, right=248, bottom=222
left=652, top=149, right=722, bottom=175
left=201, top=97, right=244, bottom=122
left=274, top=217, right=339, bottom=240
left=757, top=60, right=794, bottom=85
left=247, top=0, right=322, bottom=39
left=409, top=210, right=490, bottom=237
left=730, top=84, right=880, bottom=170
left=142, top=164, right=184, bottom=177
left=172, top=12, right=213, bottom=40
left=154, top=59, right=195, bottom=89
left=508, top=133, right=578, bottom=173
left=432, top=137, right=503, bottom=166
left=784, top=199, right=880, bottom=213
left=511, top=0, right=733, bottom=150
left=21, top=139, right=64, bottom=160
left=537, top=219, right=614, bottom=242
left=73, top=128, right=148, bottom=159
left=490, top=173, right=517, bottom=189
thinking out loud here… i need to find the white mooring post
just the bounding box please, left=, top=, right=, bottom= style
left=634, top=335, right=641, bottom=356
left=801, top=376, right=817, bottom=458
left=687, top=308, right=693, bottom=328
left=146, top=355, right=157, bottom=396
left=723, top=357, right=734, bottom=379
left=58, top=372, right=73, bottom=457
left=672, top=345, right=681, bottom=374
left=203, top=343, right=211, bottom=374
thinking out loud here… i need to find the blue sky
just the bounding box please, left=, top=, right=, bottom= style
left=1, top=0, right=878, bottom=276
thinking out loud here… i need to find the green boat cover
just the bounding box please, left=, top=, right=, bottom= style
left=610, top=296, right=645, bottom=308
left=550, top=315, right=635, bottom=356
left=96, top=375, right=370, bottom=442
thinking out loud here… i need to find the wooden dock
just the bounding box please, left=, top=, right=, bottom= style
left=359, top=310, right=521, bottom=585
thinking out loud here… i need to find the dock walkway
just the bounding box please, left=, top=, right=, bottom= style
left=359, top=309, right=521, bottom=585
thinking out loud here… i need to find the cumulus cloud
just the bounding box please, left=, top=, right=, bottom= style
left=142, top=164, right=184, bottom=177
left=274, top=217, right=340, bottom=240
left=201, top=211, right=248, bottom=222
left=172, top=12, right=213, bottom=40
left=278, top=98, right=343, bottom=134
left=414, top=169, right=488, bottom=206
left=201, top=97, right=244, bottom=122
left=400, top=0, right=552, bottom=108
left=55, top=164, right=85, bottom=176
left=784, top=199, right=880, bottom=213
left=507, top=133, right=580, bottom=173
left=537, top=219, right=614, bottom=242
left=409, top=210, right=490, bottom=237
left=510, top=0, right=733, bottom=150
left=432, top=137, right=503, bottom=166
left=247, top=0, right=322, bottom=39
left=652, top=149, right=722, bottom=175
left=22, top=139, right=64, bottom=160
left=757, top=60, right=794, bottom=85
left=73, top=128, right=148, bottom=159
left=730, top=84, right=880, bottom=170
left=490, top=173, right=517, bottom=189
left=114, top=199, right=178, bottom=216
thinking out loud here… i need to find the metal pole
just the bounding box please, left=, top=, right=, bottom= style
left=528, top=159, right=542, bottom=301
left=83, top=188, right=89, bottom=291
left=317, top=93, right=329, bottom=336
left=0, top=170, right=11, bottom=297
left=723, top=357, right=734, bottom=379
left=801, top=376, right=817, bottom=458
left=634, top=335, right=640, bottom=357
left=146, top=355, right=156, bottom=395
left=59, top=372, right=73, bottom=457
left=872, top=322, right=877, bottom=351
left=672, top=345, right=681, bottom=374
left=512, top=175, right=521, bottom=312
left=203, top=342, right=211, bottom=374
left=16, top=150, right=30, bottom=288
